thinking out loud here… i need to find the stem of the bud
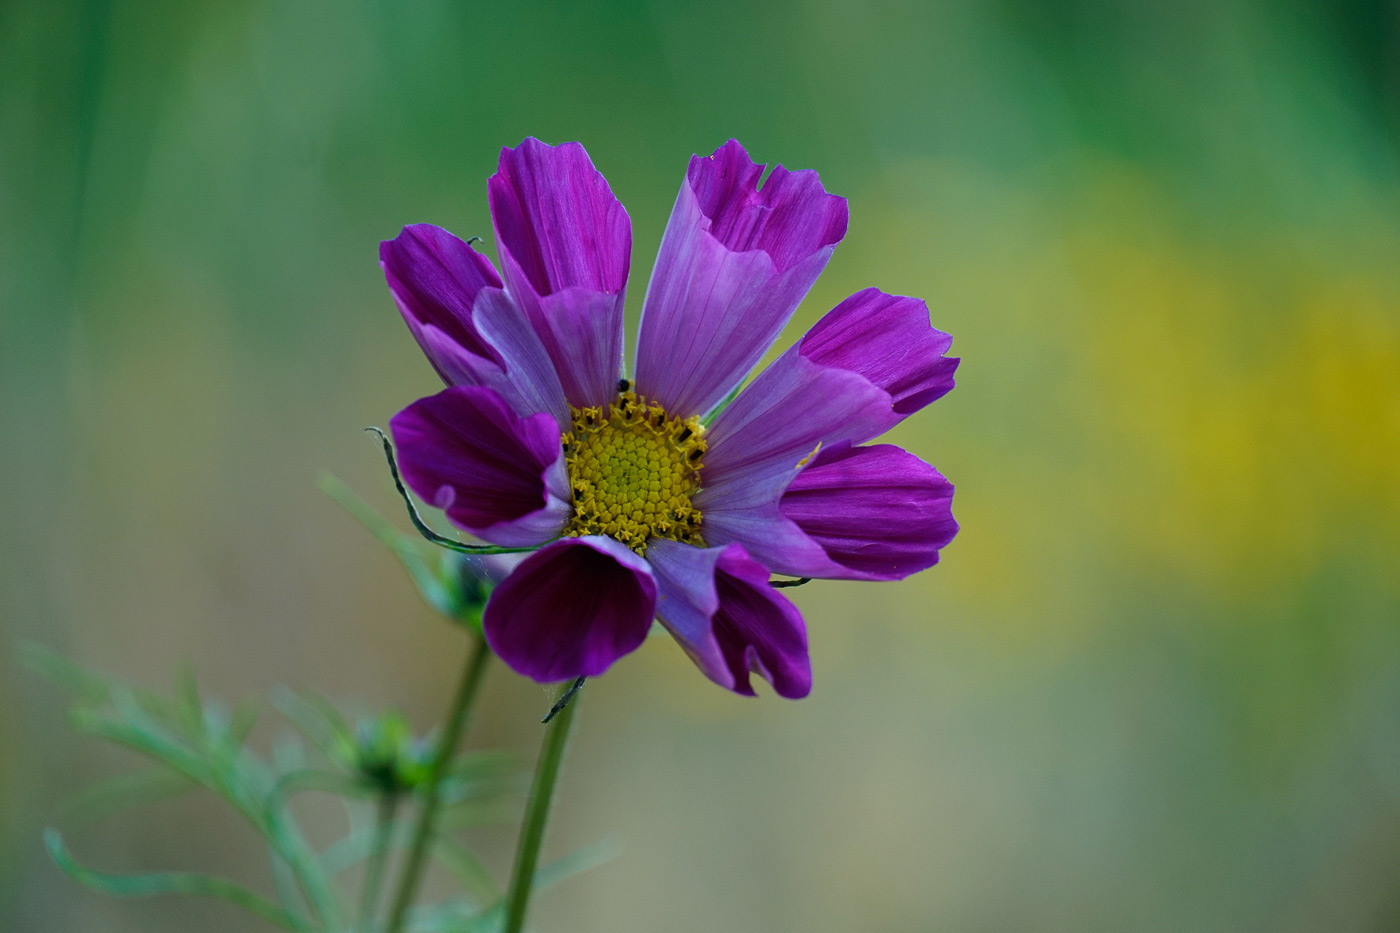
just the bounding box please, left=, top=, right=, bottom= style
left=358, top=793, right=397, bottom=929
left=383, top=634, right=492, bottom=933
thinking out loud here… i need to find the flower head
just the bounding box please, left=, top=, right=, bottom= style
left=383, top=139, right=958, bottom=698
left=350, top=711, right=435, bottom=794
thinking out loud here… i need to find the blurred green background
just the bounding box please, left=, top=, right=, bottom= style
left=4, top=0, right=1400, bottom=930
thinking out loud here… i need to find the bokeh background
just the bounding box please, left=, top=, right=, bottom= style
left=4, top=0, right=1400, bottom=930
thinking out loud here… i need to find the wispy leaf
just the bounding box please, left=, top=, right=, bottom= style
left=172, top=664, right=204, bottom=736
left=533, top=838, right=622, bottom=892
left=319, top=470, right=459, bottom=616
left=45, top=828, right=313, bottom=932
left=20, top=641, right=110, bottom=702
left=271, top=688, right=354, bottom=766
left=444, top=840, right=623, bottom=933
left=433, top=835, right=501, bottom=904
left=230, top=697, right=262, bottom=745
left=32, top=652, right=345, bottom=931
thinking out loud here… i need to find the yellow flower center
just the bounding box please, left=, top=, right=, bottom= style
left=561, top=388, right=706, bottom=553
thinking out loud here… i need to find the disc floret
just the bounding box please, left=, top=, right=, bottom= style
left=561, top=388, right=705, bottom=552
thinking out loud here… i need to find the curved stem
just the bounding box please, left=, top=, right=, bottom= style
left=366, top=427, right=536, bottom=555
left=503, top=683, right=581, bottom=933
left=358, top=794, right=398, bottom=930
left=384, top=635, right=492, bottom=933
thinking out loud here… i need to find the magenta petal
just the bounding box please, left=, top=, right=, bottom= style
left=469, top=288, right=570, bottom=427
left=800, top=288, right=959, bottom=417
left=634, top=140, right=848, bottom=417
left=689, top=140, right=848, bottom=270
left=505, top=284, right=625, bottom=410
left=781, top=444, right=957, bottom=580
left=648, top=540, right=811, bottom=698
left=698, top=348, right=894, bottom=511
left=483, top=536, right=657, bottom=682
left=382, top=225, right=569, bottom=424
left=694, top=291, right=958, bottom=577
left=488, top=138, right=630, bottom=409
left=382, top=225, right=504, bottom=378
left=488, top=139, right=630, bottom=296
left=390, top=386, right=569, bottom=546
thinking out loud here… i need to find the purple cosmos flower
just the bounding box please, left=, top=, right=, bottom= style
left=383, top=139, right=958, bottom=699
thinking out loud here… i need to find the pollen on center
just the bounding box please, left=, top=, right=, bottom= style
left=561, top=389, right=705, bottom=553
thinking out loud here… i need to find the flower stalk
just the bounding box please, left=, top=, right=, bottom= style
left=502, top=681, right=581, bottom=933
left=384, top=633, right=492, bottom=933
left=357, top=793, right=398, bottom=929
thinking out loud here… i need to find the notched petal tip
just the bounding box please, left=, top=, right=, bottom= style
left=779, top=443, right=957, bottom=581
left=489, top=137, right=632, bottom=296
left=649, top=541, right=812, bottom=700
left=488, top=137, right=631, bottom=409
left=799, top=287, right=959, bottom=419
left=686, top=139, right=848, bottom=271
left=712, top=546, right=812, bottom=699
left=498, top=136, right=584, bottom=166
left=635, top=143, right=852, bottom=418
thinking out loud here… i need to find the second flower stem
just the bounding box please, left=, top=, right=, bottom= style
left=358, top=793, right=398, bottom=928
left=384, top=633, right=492, bottom=933
left=502, top=682, right=581, bottom=933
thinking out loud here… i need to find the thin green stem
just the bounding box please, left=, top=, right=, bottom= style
left=358, top=793, right=398, bottom=930
left=502, top=683, right=581, bottom=933
left=365, top=427, right=537, bottom=556
left=384, top=634, right=492, bottom=933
